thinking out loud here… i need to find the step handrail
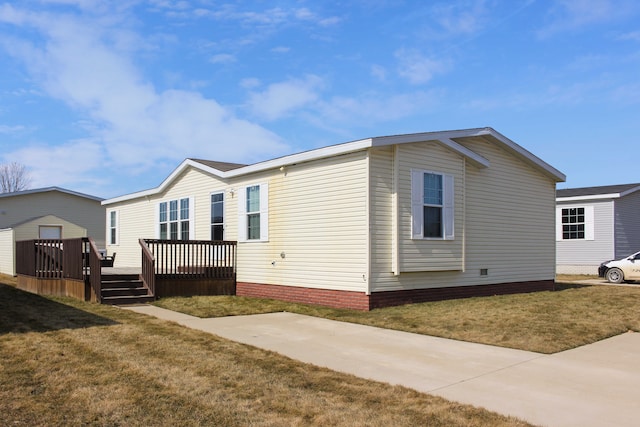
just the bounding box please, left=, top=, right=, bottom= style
left=139, top=239, right=156, bottom=297
left=87, top=237, right=102, bottom=303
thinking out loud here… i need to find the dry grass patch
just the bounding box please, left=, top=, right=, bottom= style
left=0, top=280, right=529, bottom=427
left=156, top=284, right=640, bottom=354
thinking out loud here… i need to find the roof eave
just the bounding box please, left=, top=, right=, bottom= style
left=103, top=127, right=565, bottom=205
left=480, top=128, right=566, bottom=183
left=0, top=186, right=104, bottom=201
left=556, top=193, right=620, bottom=202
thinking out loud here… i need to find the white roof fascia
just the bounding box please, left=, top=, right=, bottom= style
left=370, top=131, right=490, bottom=168
left=103, top=159, right=199, bottom=205
left=103, top=127, right=563, bottom=205
left=619, top=185, right=640, bottom=197
left=103, top=141, right=374, bottom=205
left=223, top=138, right=373, bottom=177
left=483, top=128, right=566, bottom=182
left=556, top=194, right=620, bottom=202
left=439, top=137, right=490, bottom=168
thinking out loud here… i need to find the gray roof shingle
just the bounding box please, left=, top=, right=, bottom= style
left=557, top=183, right=640, bottom=198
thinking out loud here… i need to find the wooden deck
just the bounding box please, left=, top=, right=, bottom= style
left=15, top=238, right=237, bottom=304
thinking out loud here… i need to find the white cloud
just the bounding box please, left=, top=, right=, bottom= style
left=209, top=53, right=236, bottom=64
left=431, top=0, right=489, bottom=36
left=240, top=77, right=261, bottom=89
left=5, top=138, right=107, bottom=192
left=0, top=125, right=26, bottom=134
left=316, top=90, right=443, bottom=125
left=247, top=75, right=323, bottom=121
left=618, top=30, right=640, bottom=42
left=271, top=46, right=290, bottom=53
left=370, top=64, right=387, bottom=81
left=0, top=4, right=288, bottom=191
left=395, top=49, right=451, bottom=85
left=538, top=0, right=639, bottom=37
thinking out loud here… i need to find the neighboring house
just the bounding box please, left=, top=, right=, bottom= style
left=0, top=187, right=105, bottom=276
left=102, top=127, right=565, bottom=310
left=556, top=183, right=640, bottom=275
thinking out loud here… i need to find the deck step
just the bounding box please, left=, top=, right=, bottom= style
left=100, top=274, right=154, bottom=305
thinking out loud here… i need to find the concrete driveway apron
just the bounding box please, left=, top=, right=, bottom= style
left=124, top=306, right=640, bottom=427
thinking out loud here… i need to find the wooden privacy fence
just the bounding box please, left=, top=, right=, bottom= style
left=142, top=239, right=237, bottom=279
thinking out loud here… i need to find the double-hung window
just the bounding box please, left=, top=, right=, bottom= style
left=562, top=207, right=585, bottom=239
left=159, top=197, right=192, bottom=240
left=238, top=183, right=269, bottom=242
left=556, top=206, right=594, bottom=241
left=108, top=210, right=118, bottom=245
left=211, top=192, right=224, bottom=241
left=411, top=170, right=454, bottom=240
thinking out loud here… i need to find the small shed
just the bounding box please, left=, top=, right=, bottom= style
left=0, top=214, right=88, bottom=275
left=0, top=187, right=104, bottom=277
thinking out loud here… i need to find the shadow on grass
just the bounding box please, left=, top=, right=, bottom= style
left=0, top=283, right=118, bottom=334
left=554, top=283, right=591, bottom=291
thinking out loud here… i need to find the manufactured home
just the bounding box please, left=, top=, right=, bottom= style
left=102, top=128, right=565, bottom=310
left=556, top=183, right=640, bottom=275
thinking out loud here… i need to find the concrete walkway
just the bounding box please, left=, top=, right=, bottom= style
left=124, top=305, right=640, bottom=427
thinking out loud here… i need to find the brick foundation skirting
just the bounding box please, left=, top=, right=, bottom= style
left=236, top=280, right=555, bottom=311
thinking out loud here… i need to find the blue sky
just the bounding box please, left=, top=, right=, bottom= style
left=1, top=0, right=639, bottom=199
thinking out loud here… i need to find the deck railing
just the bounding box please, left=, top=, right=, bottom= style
left=142, top=239, right=236, bottom=279
left=16, top=238, right=93, bottom=280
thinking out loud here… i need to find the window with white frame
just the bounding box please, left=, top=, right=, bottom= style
left=562, top=207, right=585, bottom=239
left=557, top=206, right=594, bottom=241
left=238, top=183, right=269, bottom=242
left=411, top=170, right=454, bottom=240
left=108, top=210, right=118, bottom=245
left=211, top=192, right=224, bottom=241
left=159, top=197, right=192, bottom=240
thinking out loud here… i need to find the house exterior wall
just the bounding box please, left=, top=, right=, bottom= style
left=0, top=229, right=15, bottom=276
left=106, top=152, right=370, bottom=293
left=242, top=151, right=369, bottom=292
left=0, top=191, right=105, bottom=247
left=614, top=191, right=640, bottom=258
left=13, top=215, right=87, bottom=242
left=105, top=168, right=229, bottom=266
left=556, top=200, right=614, bottom=275
left=369, top=137, right=557, bottom=293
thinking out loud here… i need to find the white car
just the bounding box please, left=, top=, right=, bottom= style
left=598, top=251, right=640, bottom=284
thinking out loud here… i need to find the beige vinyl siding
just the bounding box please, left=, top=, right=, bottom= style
left=369, top=146, right=395, bottom=280
left=105, top=168, right=229, bottom=267
left=13, top=215, right=87, bottom=241
left=105, top=153, right=369, bottom=292
left=0, top=215, right=87, bottom=276
left=460, top=137, right=556, bottom=282
left=397, top=141, right=465, bottom=272
left=0, top=192, right=105, bottom=247
left=0, top=228, right=15, bottom=275
left=370, top=137, right=557, bottom=292
left=236, top=152, right=369, bottom=292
